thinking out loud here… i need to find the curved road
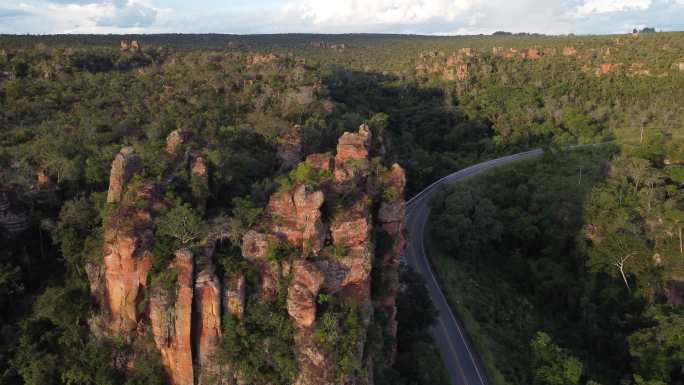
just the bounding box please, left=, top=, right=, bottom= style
left=402, top=149, right=544, bottom=385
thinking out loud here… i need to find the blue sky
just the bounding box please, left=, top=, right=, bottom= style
left=1, top=0, right=684, bottom=34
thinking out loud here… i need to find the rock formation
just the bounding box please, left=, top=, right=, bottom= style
left=107, top=146, right=141, bottom=203
left=88, top=124, right=405, bottom=385
left=100, top=206, right=154, bottom=335
left=237, top=124, right=405, bottom=385
left=150, top=248, right=195, bottom=385
left=563, top=46, right=577, bottom=56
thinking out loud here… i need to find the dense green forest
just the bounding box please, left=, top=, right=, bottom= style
left=429, top=140, right=683, bottom=385
left=0, top=32, right=683, bottom=385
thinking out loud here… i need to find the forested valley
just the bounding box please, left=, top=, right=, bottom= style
left=0, top=32, right=682, bottom=385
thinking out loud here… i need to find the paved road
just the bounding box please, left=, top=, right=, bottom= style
left=402, top=149, right=544, bottom=385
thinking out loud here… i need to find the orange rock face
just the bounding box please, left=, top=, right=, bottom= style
left=166, top=129, right=190, bottom=155
left=106, top=146, right=140, bottom=203
left=223, top=274, right=246, bottom=319
left=267, top=184, right=326, bottom=255
left=524, top=48, right=541, bottom=60
left=194, top=263, right=223, bottom=385
left=287, top=261, right=325, bottom=328
left=599, top=63, right=615, bottom=76
left=246, top=53, right=278, bottom=66
left=334, top=124, right=371, bottom=183
left=563, top=46, right=577, bottom=56
left=101, top=208, right=153, bottom=335
left=149, top=249, right=194, bottom=385
left=374, top=164, right=407, bottom=364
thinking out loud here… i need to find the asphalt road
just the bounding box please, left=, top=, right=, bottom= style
left=402, top=149, right=544, bottom=385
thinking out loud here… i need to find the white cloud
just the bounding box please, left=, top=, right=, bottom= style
left=572, top=0, right=652, bottom=17
left=0, top=0, right=683, bottom=35
left=293, top=0, right=481, bottom=27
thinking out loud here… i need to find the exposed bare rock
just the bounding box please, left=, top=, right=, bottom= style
left=374, top=164, right=406, bottom=364
left=334, top=124, right=371, bottom=183
left=293, top=328, right=335, bottom=385
left=443, top=63, right=469, bottom=81
left=107, top=146, right=141, bottom=203
left=223, top=275, right=246, bottom=319
left=240, top=124, right=403, bottom=385
left=278, top=126, right=303, bottom=169
left=120, top=40, right=130, bottom=51
left=194, top=261, right=223, bottom=385
left=524, top=48, right=541, bottom=60
left=191, top=156, right=208, bottom=183
left=36, top=168, right=53, bottom=188
left=241, top=230, right=281, bottom=298
left=676, top=62, right=684, bottom=72
left=101, top=207, right=153, bottom=335
left=287, top=261, right=325, bottom=328
left=246, top=53, right=278, bottom=66
left=131, top=40, right=141, bottom=51
left=563, top=46, right=578, bottom=56
left=166, top=129, right=191, bottom=155
left=598, top=63, right=616, bottom=76
left=267, top=184, right=326, bottom=255
left=149, top=249, right=194, bottom=385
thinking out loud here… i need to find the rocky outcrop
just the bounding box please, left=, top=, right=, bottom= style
left=246, top=53, right=278, bottom=67
left=241, top=230, right=282, bottom=299
left=562, top=46, right=577, bottom=56
left=266, top=184, right=326, bottom=256
left=598, top=63, right=616, bottom=76
left=287, top=261, right=325, bottom=328
left=194, top=256, right=223, bottom=385
left=100, top=207, right=154, bottom=335
left=89, top=123, right=405, bottom=385
left=334, top=124, right=371, bottom=183
left=523, top=48, right=541, bottom=60
left=238, top=124, right=403, bottom=385
left=120, top=39, right=141, bottom=52
left=223, top=275, right=246, bottom=319
left=373, top=164, right=407, bottom=363
left=150, top=249, right=194, bottom=385
left=107, top=146, right=141, bottom=203
left=166, top=129, right=191, bottom=155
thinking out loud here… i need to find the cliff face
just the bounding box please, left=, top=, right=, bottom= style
left=243, top=124, right=406, bottom=385
left=88, top=124, right=405, bottom=385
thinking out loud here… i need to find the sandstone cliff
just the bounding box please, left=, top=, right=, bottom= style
left=88, top=124, right=405, bottom=385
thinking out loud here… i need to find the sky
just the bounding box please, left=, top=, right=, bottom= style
left=1, top=0, right=684, bottom=35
